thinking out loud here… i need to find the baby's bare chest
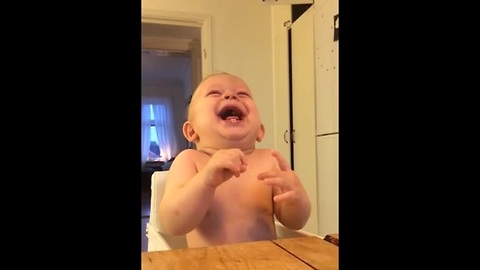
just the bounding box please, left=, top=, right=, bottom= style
left=196, top=150, right=276, bottom=214
left=208, top=172, right=273, bottom=218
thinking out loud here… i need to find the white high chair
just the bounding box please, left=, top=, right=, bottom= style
left=145, top=171, right=319, bottom=251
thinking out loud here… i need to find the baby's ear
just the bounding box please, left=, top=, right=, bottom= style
left=256, top=123, right=265, bottom=142
left=183, top=121, right=199, bottom=142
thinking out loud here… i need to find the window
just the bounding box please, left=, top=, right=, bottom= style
left=141, top=97, right=178, bottom=168
left=148, top=104, right=162, bottom=162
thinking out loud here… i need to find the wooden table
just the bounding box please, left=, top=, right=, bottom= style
left=273, top=236, right=338, bottom=270
left=142, top=236, right=338, bottom=270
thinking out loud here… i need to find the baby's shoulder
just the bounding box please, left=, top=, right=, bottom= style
left=254, top=148, right=272, bottom=154
left=252, top=148, right=286, bottom=166
left=170, top=149, right=209, bottom=171
left=252, top=148, right=276, bottom=159
left=176, top=148, right=207, bottom=160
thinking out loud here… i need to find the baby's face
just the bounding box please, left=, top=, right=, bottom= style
left=186, top=74, right=264, bottom=148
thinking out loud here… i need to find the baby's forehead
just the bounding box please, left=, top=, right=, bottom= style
left=194, top=74, right=251, bottom=96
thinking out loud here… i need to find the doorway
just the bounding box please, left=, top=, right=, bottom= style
left=141, top=22, right=201, bottom=153
left=140, top=11, right=211, bottom=251
left=141, top=10, right=212, bottom=157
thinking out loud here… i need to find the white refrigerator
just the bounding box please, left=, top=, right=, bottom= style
left=314, top=0, right=339, bottom=238
left=290, top=1, right=338, bottom=237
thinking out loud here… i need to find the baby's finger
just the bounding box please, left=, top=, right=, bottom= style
left=273, top=191, right=295, bottom=202
left=240, top=164, right=247, bottom=174
left=224, top=159, right=244, bottom=177
left=238, top=150, right=248, bottom=166
left=271, top=150, right=289, bottom=171
left=257, top=170, right=278, bottom=180
left=261, top=176, right=289, bottom=189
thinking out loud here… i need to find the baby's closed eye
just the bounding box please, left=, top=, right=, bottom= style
left=237, top=92, right=251, bottom=98
left=207, top=90, right=221, bottom=96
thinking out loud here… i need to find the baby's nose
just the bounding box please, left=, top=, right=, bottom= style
left=223, top=94, right=237, bottom=100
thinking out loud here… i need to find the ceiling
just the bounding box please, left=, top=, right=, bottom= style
left=141, top=23, right=201, bottom=85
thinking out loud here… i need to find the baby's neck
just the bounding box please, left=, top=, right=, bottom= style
left=197, top=146, right=256, bottom=156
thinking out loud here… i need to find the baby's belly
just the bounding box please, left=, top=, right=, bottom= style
left=187, top=177, right=275, bottom=248
left=187, top=207, right=276, bottom=248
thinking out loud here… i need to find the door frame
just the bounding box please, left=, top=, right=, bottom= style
left=141, top=9, right=213, bottom=78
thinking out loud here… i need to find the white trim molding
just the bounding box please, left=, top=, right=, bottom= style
left=141, top=9, right=213, bottom=78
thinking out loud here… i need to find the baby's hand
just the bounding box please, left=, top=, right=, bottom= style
left=257, top=150, right=304, bottom=203
left=203, top=148, right=247, bottom=187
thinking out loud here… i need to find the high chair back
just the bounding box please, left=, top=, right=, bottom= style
left=147, top=171, right=188, bottom=250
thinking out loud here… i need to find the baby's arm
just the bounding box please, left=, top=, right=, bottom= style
left=272, top=182, right=311, bottom=230
left=159, top=148, right=247, bottom=235
left=257, top=150, right=311, bottom=230
left=158, top=150, right=215, bottom=235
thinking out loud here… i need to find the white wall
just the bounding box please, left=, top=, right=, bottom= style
left=142, top=0, right=276, bottom=149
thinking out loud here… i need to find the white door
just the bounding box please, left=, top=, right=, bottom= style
left=291, top=6, right=318, bottom=235
left=271, top=5, right=292, bottom=165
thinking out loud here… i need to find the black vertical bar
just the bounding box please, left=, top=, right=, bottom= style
left=288, top=27, right=294, bottom=170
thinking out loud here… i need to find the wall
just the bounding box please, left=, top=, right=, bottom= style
left=142, top=0, right=276, bottom=149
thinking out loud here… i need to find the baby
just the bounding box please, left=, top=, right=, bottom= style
left=159, top=72, right=311, bottom=248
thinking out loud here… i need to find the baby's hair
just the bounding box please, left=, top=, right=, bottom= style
left=199, top=71, right=231, bottom=82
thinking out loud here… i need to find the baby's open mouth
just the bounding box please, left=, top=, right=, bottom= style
left=219, top=106, right=244, bottom=121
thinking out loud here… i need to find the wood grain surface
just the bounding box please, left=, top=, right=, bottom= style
left=272, top=236, right=338, bottom=270
left=142, top=239, right=315, bottom=270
